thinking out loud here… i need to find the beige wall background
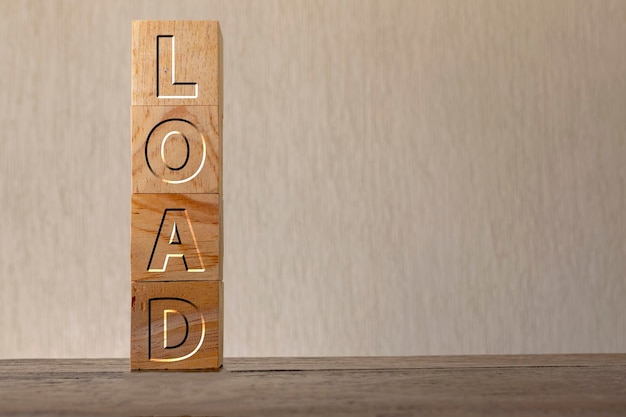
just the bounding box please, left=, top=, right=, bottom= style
left=0, top=0, right=624, bottom=358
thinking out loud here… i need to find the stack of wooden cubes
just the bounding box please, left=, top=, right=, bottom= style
left=130, top=20, right=223, bottom=370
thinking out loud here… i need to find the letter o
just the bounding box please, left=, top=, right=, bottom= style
left=145, top=118, right=206, bottom=184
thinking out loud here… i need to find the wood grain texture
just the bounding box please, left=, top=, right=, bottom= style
left=131, top=193, right=220, bottom=281
left=132, top=20, right=221, bottom=106
left=210, top=353, right=626, bottom=371
left=0, top=356, right=625, bottom=416
left=131, top=281, right=223, bottom=370
left=131, top=105, right=220, bottom=194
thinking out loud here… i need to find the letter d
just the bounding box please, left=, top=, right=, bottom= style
left=148, top=298, right=205, bottom=362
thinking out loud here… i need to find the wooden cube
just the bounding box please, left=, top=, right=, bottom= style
left=132, top=20, right=222, bottom=107
left=131, top=193, right=221, bottom=282
left=131, top=105, right=220, bottom=194
left=131, top=281, right=223, bottom=370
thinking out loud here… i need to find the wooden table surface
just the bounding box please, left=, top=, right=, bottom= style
left=1, top=355, right=625, bottom=416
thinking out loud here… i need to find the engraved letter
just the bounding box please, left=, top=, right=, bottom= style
left=145, top=119, right=207, bottom=184
left=149, top=298, right=205, bottom=362
left=156, top=35, right=198, bottom=98
left=148, top=209, right=205, bottom=272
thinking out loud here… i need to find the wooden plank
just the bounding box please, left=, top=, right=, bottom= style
left=132, top=20, right=221, bottom=106
left=221, top=354, right=626, bottom=371
left=0, top=356, right=625, bottom=416
left=131, top=193, right=220, bottom=282
left=130, top=281, right=223, bottom=370
left=2, top=355, right=625, bottom=374
left=131, top=105, right=220, bottom=194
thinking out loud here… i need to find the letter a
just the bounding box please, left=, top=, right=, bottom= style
left=148, top=208, right=205, bottom=272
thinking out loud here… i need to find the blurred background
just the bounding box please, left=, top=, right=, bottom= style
left=0, top=0, right=624, bottom=358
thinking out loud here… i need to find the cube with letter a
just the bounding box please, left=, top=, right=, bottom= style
left=130, top=20, right=223, bottom=371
